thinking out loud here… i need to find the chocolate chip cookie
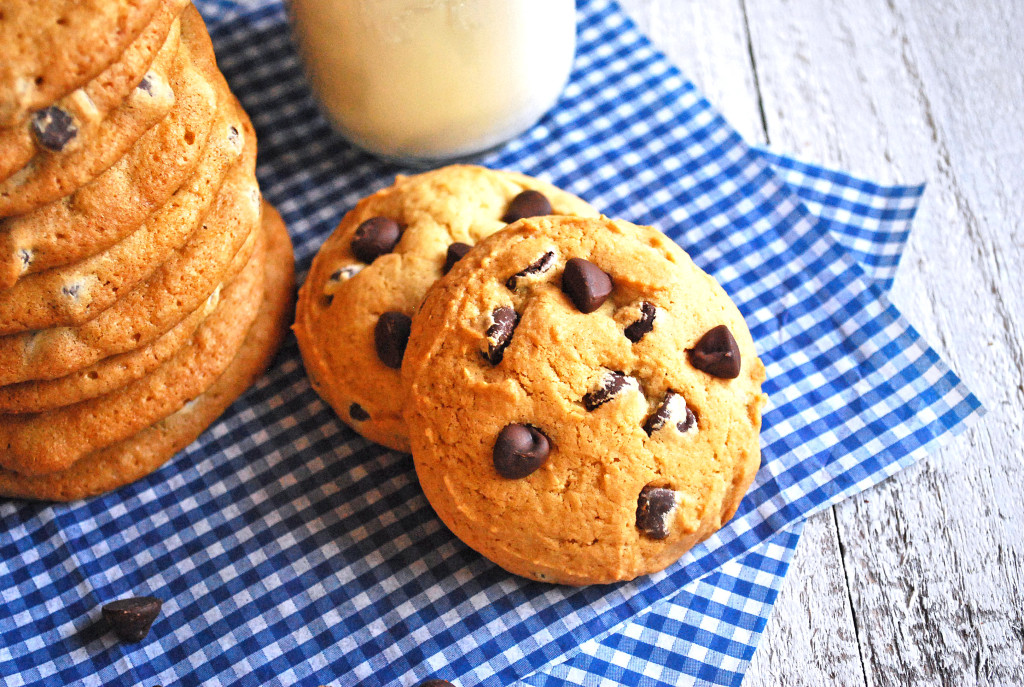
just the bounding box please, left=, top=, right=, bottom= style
left=0, top=0, right=164, bottom=126
left=0, top=203, right=295, bottom=501
left=0, top=1, right=188, bottom=184
left=0, top=16, right=179, bottom=217
left=0, top=9, right=240, bottom=291
left=403, top=215, right=767, bottom=585
left=294, top=165, right=598, bottom=452
left=0, top=114, right=260, bottom=386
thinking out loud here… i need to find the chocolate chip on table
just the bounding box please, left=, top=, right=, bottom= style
left=624, top=301, right=657, bottom=343
left=351, top=217, right=402, bottom=263
left=582, top=371, right=633, bottom=411
left=101, top=596, right=162, bottom=643
left=561, top=257, right=612, bottom=313
left=349, top=402, right=370, bottom=422
left=505, top=251, right=556, bottom=290
left=636, top=485, right=677, bottom=539
left=688, top=324, right=741, bottom=379
left=502, top=190, right=552, bottom=223
left=443, top=242, right=472, bottom=274
left=31, top=105, right=78, bottom=152
left=493, top=423, right=551, bottom=479
left=643, top=391, right=697, bottom=436
left=374, top=311, right=412, bottom=369
left=417, top=680, right=455, bottom=687
left=482, top=306, right=519, bottom=365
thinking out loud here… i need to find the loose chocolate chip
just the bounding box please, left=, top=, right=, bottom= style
left=31, top=106, right=77, bottom=152
left=349, top=402, right=370, bottom=422
left=443, top=242, right=472, bottom=274
left=643, top=391, right=697, bottom=436
left=374, top=311, right=412, bottom=369
left=624, top=301, right=657, bottom=343
left=583, top=371, right=631, bottom=411
left=351, top=217, right=402, bottom=263
left=561, top=258, right=612, bottom=313
left=688, top=324, right=741, bottom=379
left=418, top=681, right=455, bottom=687
left=505, top=251, right=555, bottom=290
left=636, top=486, right=677, bottom=539
left=482, top=306, right=519, bottom=365
left=493, top=423, right=551, bottom=479
left=502, top=190, right=552, bottom=223
left=136, top=73, right=155, bottom=95
left=101, top=596, right=162, bottom=642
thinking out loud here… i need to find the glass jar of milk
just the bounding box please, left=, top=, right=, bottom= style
left=289, top=0, right=577, bottom=165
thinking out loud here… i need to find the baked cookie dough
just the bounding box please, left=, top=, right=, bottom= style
left=0, top=202, right=294, bottom=501
left=294, top=165, right=598, bottom=452
left=403, top=215, right=767, bottom=585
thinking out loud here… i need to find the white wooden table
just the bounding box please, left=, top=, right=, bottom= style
left=616, top=1, right=1024, bottom=684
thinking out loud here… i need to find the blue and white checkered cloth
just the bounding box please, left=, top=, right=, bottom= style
left=0, top=2, right=982, bottom=686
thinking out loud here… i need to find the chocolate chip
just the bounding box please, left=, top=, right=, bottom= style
left=443, top=242, right=472, bottom=274
left=31, top=106, right=77, bottom=152
left=636, top=486, right=677, bottom=539
left=493, top=424, right=551, bottom=479
left=351, top=217, right=402, bottom=263
left=624, top=301, right=657, bottom=343
left=61, top=283, right=81, bottom=299
left=328, top=265, right=362, bottom=284
left=505, top=251, right=555, bottom=290
left=137, top=73, right=155, bottom=95
left=643, top=391, right=697, bottom=436
left=101, top=596, right=162, bottom=642
left=227, top=124, right=240, bottom=145
left=688, top=324, right=741, bottom=379
left=374, top=311, right=411, bottom=369
left=349, top=403, right=370, bottom=422
left=482, top=306, right=519, bottom=365
left=18, top=249, right=32, bottom=269
left=583, top=371, right=632, bottom=411
left=561, top=258, right=612, bottom=313
left=417, top=681, right=455, bottom=687
left=502, top=190, right=552, bottom=223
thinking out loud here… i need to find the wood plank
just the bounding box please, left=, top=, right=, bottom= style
left=617, top=2, right=867, bottom=684
left=743, top=0, right=1024, bottom=683
left=744, top=512, right=865, bottom=687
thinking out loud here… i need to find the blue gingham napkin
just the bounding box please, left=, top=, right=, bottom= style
left=0, top=2, right=982, bottom=686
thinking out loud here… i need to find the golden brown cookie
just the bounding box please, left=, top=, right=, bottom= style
left=0, top=35, right=244, bottom=334
left=0, top=203, right=295, bottom=501
left=295, top=165, right=598, bottom=452
left=0, top=216, right=267, bottom=477
left=0, top=20, right=179, bottom=217
left=0, top=0, right=189, bottom=183
left=403, top=215, right=767, bottom=585
left=0, top=0, right=164, bottom=126
left=0, top=117, right=261, bottom=386
left=0, top=11, right=240, bottom=291
left=0, top=283, right=217, bottom=414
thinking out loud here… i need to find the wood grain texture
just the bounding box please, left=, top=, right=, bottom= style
left=620, top=0, right=1023, bottom=684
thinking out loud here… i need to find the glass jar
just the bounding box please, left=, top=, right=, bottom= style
left=289, top=0, right=577, bottom=165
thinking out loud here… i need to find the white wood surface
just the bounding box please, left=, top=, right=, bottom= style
left=617, top=0, right=1024, bottom=684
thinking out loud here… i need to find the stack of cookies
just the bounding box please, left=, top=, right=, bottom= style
left=295, top=166, right=767, bottom=585
left=0, top=2, right=295, bottom=501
